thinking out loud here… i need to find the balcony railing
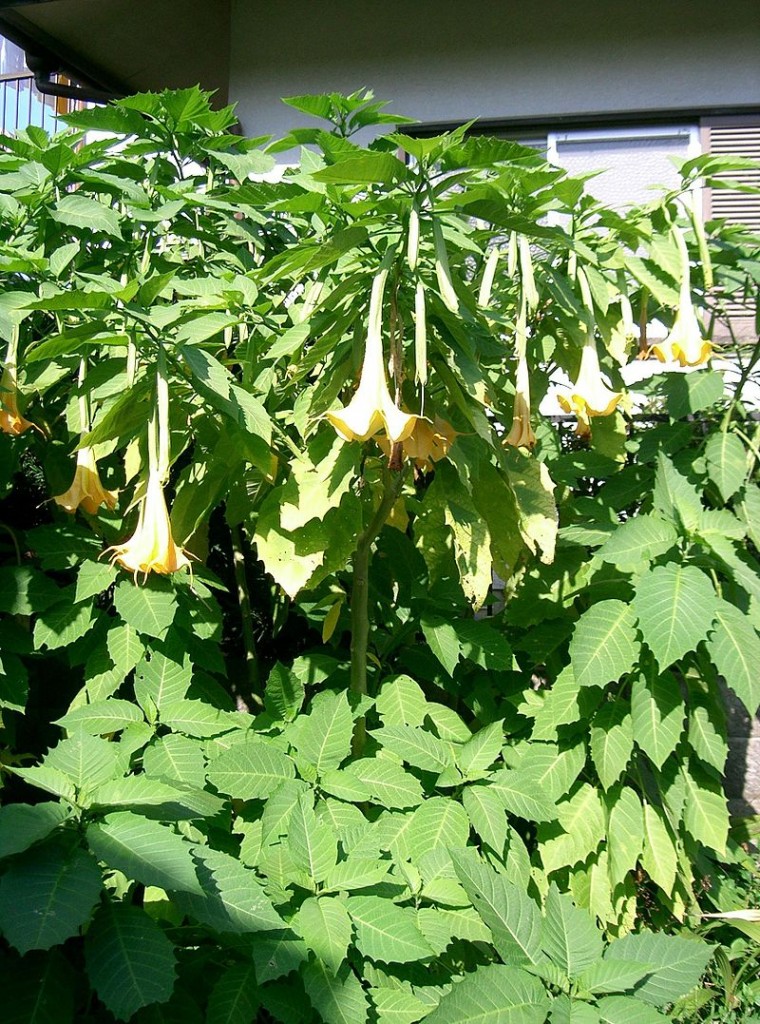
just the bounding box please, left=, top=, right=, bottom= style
left=0, top=71, right=86, bottom=136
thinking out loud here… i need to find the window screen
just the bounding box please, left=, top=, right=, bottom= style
left=550, top=128, right=696, bottom=210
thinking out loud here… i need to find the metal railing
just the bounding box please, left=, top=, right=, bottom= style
left=0, top=71, right=86, bottom=136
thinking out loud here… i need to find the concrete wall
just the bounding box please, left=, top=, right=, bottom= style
left=7, top=0, right=232, bottom=103
left=229, top=0, right=760, bottom=137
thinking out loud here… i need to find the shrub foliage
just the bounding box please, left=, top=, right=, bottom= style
left=0, top=87, right=758, bottom=1022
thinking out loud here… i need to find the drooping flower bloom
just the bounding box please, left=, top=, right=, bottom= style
left=54, top=446, right=118, bottom=514
left=326, top=270, right=420, bottom=445
left=0, top=364, right=35, bottom=436
left=650, top=229, right=712, bottom=367
left=108, top=470, right=192, bottom=579
left=558, top=333, right=622, bottom=436
left=504, top=292, right=536, bottom=449
left=377, top=414, right=457, bottom=468
left=504, top=357, right=536, bottom=449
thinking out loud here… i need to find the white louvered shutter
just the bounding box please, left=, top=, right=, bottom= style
left=704, top=120, right=760, bottom=339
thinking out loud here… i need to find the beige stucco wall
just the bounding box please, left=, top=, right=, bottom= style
left=229, top=0, right=760, bottom=137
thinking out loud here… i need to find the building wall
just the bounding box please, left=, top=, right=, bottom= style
left=229, top=0, right=760, bottom=137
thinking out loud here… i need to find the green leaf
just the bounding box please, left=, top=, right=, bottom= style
left=44, top=733, right=121, bottom=790
left=530, top=667, right=582, bottom=741
left=597, top=996, right=666, bottom=1024
left=250, top=930, right=308, bottom=983
left=605, top=930, right=712, bottom=1006
left=549, top=994, right=601, bottom=1024
left=652, top=455, right=701, bottom=532
left=506, top=450, right=558, bottom=565
left=681, top=759, right=729, bottom=854
left=0, top=949, right=77, bottom=1024
left=134, top=646, right=192, bottom=711
left=75, top=560, right=118, bottom=602
left=113, top=579, right=178, bottom=639
left=293, top=896, right=352, bottom=974
left=634, top=564, right=717, bottom=669
left=378, top=675, right=432, bottom=724
left=0, top=802, right=70, bottom=858
left=207, top=738, right=296, bottom=799
left=280, top=434, right=358, bottom=532
left=87, top=812, right=202, bottom=894
left=418, top=906, right=492, bottom=953
left=541, top=883, right=603, bottom=978
left=159, top=698, right=241, bottom=738
left=54, top=698, right=144, bottom=734
left=704, top=431, right=746, bottom=502
left=173, top=846, right=284, bottom=933
left=302, top=958, right=368, bottom=1024
left=424, top=964, right=549, bottom=1024
left=539, top=784, right=604, bottom=874
left=323, top=857, right=391, bottom=893
left=0, top=840, right=102, bottom=953
left=288, top=792, right=338, bottom=884
left=374, top=723, right=454, bottom=772
left=687, top=694, right=727, bottom=772
left=463, top=784, right=508, bottom=854
left=421, top=616, right=461, bottom=676
left=181, top=345, right=271, bottom=446
left=457, top=623, right=512, bottom=676
left=596, top=516, right=678, bottom=573
left=12, top=765, right=77, bottom=803
left=457, top=721, right=504, bottom=773
left=408, top=797, right=470, bottom=855
left=291, top=690, right=354, bottom=773
left=664, top=369, right=725, bottom=419
left=590, top=701, right=633, bottom=790
left=641, top=803, right=677, bottom=895
left=87, top=776, right=223, bottom=820
left=370, top=988, right=431, bottom=1024
left=508, top=742, right=586, bottom=804
left=576, top=959, right=654, bottom=996
left=630, top=671, right=684, bottom=770
left=606, top=787, right=643, bottom=886
left=346, top=896, right=433, bottom=964
left=342, top=758, right=424, bottom=809
left=451, top=849, right=543, bottom=966
left=33, top=599, right=94, bottom=650
left=143, top=734, right=207, bottom=787
left=107, top=622, right=144, bottom=674
left=206, top=963, right=259, bottom=1024
left=312, top=152, right=408, bottom=184
left=259, top=778, right=309, bottom=845
left=571, top=601, right=640, bottom=688
left=265, top=661, right=306, bottom=722
left=52, top=194, right=122, bottom=238
left=706, top=601, right=760, bottom=715
left=487, top=769, right=558, bottom=822
left=85, top=902, right=177, bottom=1021
left=0, top=566, right=62, bottom=615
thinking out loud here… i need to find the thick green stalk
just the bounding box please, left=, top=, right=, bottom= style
left=232, top=524, right=263, bottom=712
left=350, top=466, right=406, bottom=755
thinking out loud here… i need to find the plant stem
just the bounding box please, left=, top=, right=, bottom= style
left=232, top=524, right=264, bottom=711
left=349, top=465, right=406, bottom=755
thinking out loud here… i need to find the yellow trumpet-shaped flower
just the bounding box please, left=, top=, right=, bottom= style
left=377, top=414, right=457, bottom=468
left=651, top=281, right=711, bottom=367
left=108, top=470, right=192, bottom=579
left=0, top=365, right=35, bottom=436
left=558, top=334, right=622, bottom=436
left=504, top=289, right=536, bottom=449
left=504, top=350, right=536, bottom=450
left=54, top=446, right=118, bottom=515
left=326, top=270, right=420, bottom=445
left=650, top=226, right=712, bottom=367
